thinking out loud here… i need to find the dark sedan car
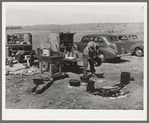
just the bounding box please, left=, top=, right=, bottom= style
left=73, top=34, right=131, bottom=62
left=114, top=34, right=144, bottom=57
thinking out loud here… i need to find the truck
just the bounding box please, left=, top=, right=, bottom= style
left=6, top=33, right=36, bottom=63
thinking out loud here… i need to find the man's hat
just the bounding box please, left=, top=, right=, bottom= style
left=87, top=42, right=99, bottom=52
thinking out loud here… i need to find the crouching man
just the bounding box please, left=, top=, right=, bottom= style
left=83, top=41, right=99, bottom=78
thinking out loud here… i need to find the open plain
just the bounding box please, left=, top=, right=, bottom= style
left=5, top=23, right=145, bottom=109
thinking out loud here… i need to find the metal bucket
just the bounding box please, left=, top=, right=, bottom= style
left=80, top=76, right=90, bottom=83
left=120, top=72, right=130, bottom=85
left=43, top=48, right=51, bottom=56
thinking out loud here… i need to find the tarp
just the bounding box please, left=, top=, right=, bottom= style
left=40, top=32, right=60, bottom=52
left=47, top=33, right=60, bottom=52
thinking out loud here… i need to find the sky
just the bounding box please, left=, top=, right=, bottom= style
left=3, top=2, right=146, bottom=26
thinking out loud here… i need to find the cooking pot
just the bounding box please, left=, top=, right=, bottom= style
left=80, top=76, right=90, bottom=83
left=69, top=79, right=80, bottom=86
left=93, top=57, right=102, bottom=66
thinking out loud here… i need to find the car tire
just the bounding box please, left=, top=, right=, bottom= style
left=134, top=47, right=143, bottom=57
left=97, top=52, right=106, bottom=62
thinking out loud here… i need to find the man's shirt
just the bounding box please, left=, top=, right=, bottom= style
left=83, top=46, right=97, bottom=59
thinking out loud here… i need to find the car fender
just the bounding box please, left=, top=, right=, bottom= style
left=130, top=43, right=144, bottom=53
left=98, top=48, right=116, bottom=59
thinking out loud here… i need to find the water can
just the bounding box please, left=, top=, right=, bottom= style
left=120, top=72, right=130, bottom=85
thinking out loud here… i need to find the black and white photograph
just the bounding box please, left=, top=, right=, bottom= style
left=2, top=2, right=147, bottom=121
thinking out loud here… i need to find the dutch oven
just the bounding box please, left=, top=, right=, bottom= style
left=69, top=79, right=81, bottom=87
left=80, top=76, right=90, bottom=83
left=33, top=78, right=44, bottom=85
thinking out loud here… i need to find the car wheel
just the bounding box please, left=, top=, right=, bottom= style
left=98, top=52, right=106, bottom=62
left=134, top=47, right=143, bottom=57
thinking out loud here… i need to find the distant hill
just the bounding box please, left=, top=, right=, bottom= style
left=20, top=22, right=144, bottom=34
left=6, top=26, right=22, bottom=30
left=6, top=22, right=144, bottom=49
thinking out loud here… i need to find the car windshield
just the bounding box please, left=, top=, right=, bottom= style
left=118, top=36, right=129, bottom=40
left=129, top=35, right=138, bottom=40
left=109, top=36, right=118, bottom=41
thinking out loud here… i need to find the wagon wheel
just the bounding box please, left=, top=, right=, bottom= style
left=97, top=52, right=106, bottom=62
left=41, top=61, right=49, bottom=72
left=134, top=47, right=143, bottom=57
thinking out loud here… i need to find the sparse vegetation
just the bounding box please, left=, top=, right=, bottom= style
left=5, top=22, right=144, bottom=109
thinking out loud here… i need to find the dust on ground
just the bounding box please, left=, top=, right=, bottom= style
left=5, top=55, right=144, bottom=109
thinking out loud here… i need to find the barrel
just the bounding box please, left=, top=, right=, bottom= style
left=120, top=72, right=130, bottom=85
left=42, top=48, right=51, bottom=56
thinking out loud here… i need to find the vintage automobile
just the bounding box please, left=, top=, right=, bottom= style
left=114, top=34, right=144, bottom=57
left=73, top=34, right=131, bottom=62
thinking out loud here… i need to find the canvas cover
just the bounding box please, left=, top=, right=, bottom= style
left=47, top=33, right=60, bottom=52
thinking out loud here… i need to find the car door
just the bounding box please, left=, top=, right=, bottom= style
left=128, top=35, right=140, bottom=44
left=119, top=36, right=132, bottom=50
left=94, top=37, right=107, bottom=47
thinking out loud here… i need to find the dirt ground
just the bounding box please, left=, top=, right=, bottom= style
left=5, top=55, right=144, bottom=109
